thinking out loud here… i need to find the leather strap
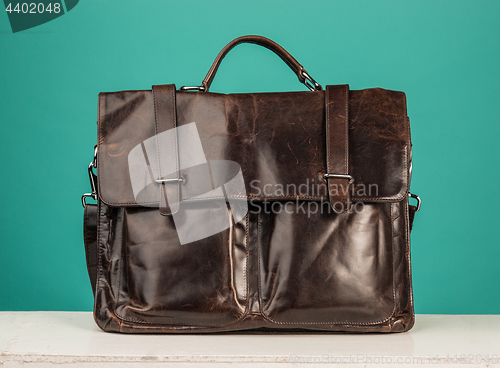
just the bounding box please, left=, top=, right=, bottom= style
left=83, top=204, right=98, bottom=296
left=202, top=35, right=306, bottom=92
left=325, top=85, right=351, bottom=213
left=409, top=205, right=417, bottom=231
left=152, top=84, right=180, bottom=215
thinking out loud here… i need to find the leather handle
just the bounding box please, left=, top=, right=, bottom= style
left=200, top=35, right=320, bottom=92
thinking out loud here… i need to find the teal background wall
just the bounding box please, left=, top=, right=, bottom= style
left=1, top=0, right=499, bottom=313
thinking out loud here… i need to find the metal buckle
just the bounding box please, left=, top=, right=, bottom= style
left=323, top=173, right=352, bottom=180
left=301, top=71, right=322, bottom=91
left=81, top=192, right=97, bottom=208
left=91, top=145, right=97, bottom=168
left=409, top=193, right=421, bottom=212
left=81, top=145, right=98, bottom=207
left=155, top=178, right=184, bottom=184
left=81, top=162, right=97, bottom=207
left=179, top=86, right=206, bottom=92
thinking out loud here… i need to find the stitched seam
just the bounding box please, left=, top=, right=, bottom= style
left=99, top=183, right=409, bottom=206
left=114, top=295, right=248, bottom=328
left=99, top=190, right=409, bottom=205
left=114, top=300, right=248, bottom=328
left=325, top=86, right=350, bottom=209
left=244, top=213, right=249, bottom=302
left=403, top=91, right=408, bottom=117
left=389, top=203, right=397, bottom=326
left=97, top=89, right=409, bottom=205
left=259, top=204, right=397, bottom=326
left=326, top=86, right=331, bottom=175
left=257, top=212, right=263, bottom=317
left=407, top=116, right=412, bottom=148
left=325, top=86, right=333, bottom=206
left=341, top=85, right=349, bottom=208
left=97, top=95, right=103, bottom=203
left=343, top=85, right=348, bottom=175
left=116, top=244, right=124, bottom=315
left=83, top=208, right=89, bottom=259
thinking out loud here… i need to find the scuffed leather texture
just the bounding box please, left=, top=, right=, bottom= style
left=97, top=88, right=410, bottom=206
left=90, top=84, right=415, bottom=333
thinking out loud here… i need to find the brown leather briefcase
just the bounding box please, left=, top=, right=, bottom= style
left=82, top=35, right=420, bottom=333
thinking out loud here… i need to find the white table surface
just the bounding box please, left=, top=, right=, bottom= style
left=0, top=313, right=499, bottom=367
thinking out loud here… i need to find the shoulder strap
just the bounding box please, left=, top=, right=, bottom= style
left=325, top=85, right=351, bottom=213
left=152, top=84, right=181, bottom=215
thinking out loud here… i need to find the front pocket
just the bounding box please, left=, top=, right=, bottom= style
left=258, top=202, right=395, bottom=325
left=115, top=204, right=248, bottom=326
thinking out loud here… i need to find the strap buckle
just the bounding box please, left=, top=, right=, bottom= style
left=301, top=71, right=322, bottom=91
left=82, top=145, right=98, bottom=207
left=179, top=85, right=206, bottom=92
left=323, top=173, right=352, bottom=181
left=409, top=193, right=421, bottom=212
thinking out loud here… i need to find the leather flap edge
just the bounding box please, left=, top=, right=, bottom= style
left=97, top=88, right=410, bottom=208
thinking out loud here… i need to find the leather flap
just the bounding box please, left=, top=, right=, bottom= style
left=97, top=88, right=410, bottom=207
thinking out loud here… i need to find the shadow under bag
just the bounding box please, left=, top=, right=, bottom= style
left=82, top=35, right=420, bottom=333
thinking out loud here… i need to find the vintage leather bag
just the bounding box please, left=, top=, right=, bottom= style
left=82, top=36, right=420, bottom=333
